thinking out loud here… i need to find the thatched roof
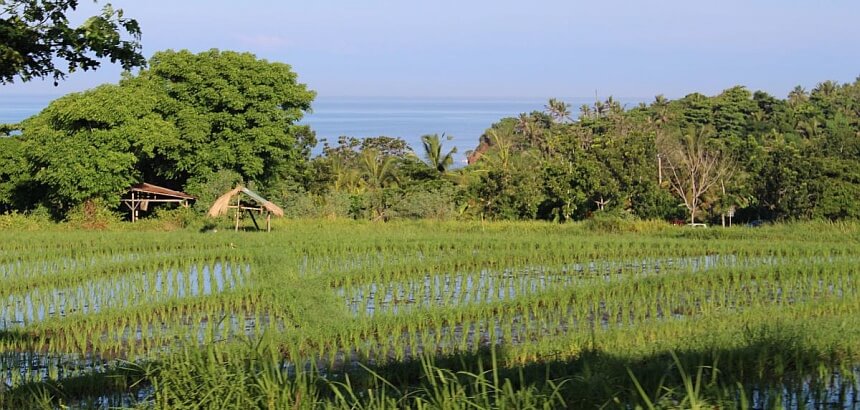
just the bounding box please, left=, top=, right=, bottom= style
left=129, top=183, right=195, bottom=200
left=207, top=186, right=284, bottom=217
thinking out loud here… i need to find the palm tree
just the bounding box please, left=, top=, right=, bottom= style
left=330, top=156, right=363, bottom=194
left=651, top=94, right=670, bottom=124
left=482, top=129, right=512, bottom=172
left=360, top=149, right=397, bottom=190
left=787, top=85, right=807, bottom=106
left=813, top=80, right=837, bottom=97
left=593, top=99, right=607, bottom=118
left=578, top=104, right=593, bottom=120
left=360, top=149, right=398, bottom=221
left=420, top=133, right=458, bottom=175
left=544, top=98, right=572, bottom=123
left=605, top=96, right=623, bottom=117
left=797, top=118, right=822, bottom=139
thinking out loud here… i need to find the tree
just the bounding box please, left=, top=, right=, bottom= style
left=19, top=82, right=173, bottom=212
left=136, top=49, right=316, bottom=188
left=0, top=0, right=144, bottom=84
left=360, top=148, right=398, bottom=220
left=0, top=136, right=29, bottom=212
left=659, top=127, right=733, bottom=224
left=419, top=133, right=457, bottom=175
left=12, top=49, right=315, bottom=215
left=544, top=98, right=572, bottom=123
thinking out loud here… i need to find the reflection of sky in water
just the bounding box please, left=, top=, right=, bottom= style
left=0, top=262, right=247, bottom=327
left=341, top=254, right=747, bottom=316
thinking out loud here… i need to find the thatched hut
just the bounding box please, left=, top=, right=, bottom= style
left=208, top=186, right=284, bottom=231
left=122, top=183, right=195, bottom=222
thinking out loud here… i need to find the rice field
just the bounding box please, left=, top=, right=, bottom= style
left=1, top=220, right=859, bottom=408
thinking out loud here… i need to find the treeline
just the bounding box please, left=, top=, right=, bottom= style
left=301, top=79, right=860, bottom=224
left=1, top=49, right=858, bottom=224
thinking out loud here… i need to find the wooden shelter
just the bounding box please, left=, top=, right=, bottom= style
left=207, top=186, right=284, bottom=232
left=122, top=183, right=195, bottom=222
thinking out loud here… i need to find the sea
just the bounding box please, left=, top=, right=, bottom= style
left=0, top=95, right=636, bottom=163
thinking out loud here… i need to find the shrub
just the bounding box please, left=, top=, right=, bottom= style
left=65, top=199, right=121, bottom=230
left=583, top=210, right=636, bottom=233
left=152, top=206, right=204, bottom=230
left=284, top=192, right=353, bottom=219
left=0, top=211, right=52, bottom=231
left=392, top=184, right=458, bottom=220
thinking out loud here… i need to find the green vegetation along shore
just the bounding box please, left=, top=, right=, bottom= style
left=2, top=49, right=859, bottom=227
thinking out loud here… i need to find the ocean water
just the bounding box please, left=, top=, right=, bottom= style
left=0, top=95, right=53, bottom=125
left=304, top=97, right=583, bottom=162
left=0, top=95, right=630, bottom=162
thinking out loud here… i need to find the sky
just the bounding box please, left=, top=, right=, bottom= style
left=4, top=0, right=860, bottom=99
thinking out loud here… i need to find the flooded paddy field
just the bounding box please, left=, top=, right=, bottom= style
left=1, top=222, right=859, bottom=408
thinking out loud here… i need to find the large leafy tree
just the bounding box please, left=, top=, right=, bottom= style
left=135, top=49, right=316, bottom=188
left=0, top=0, right=144, bottom=84
left=12, top=49, right=315, bottom=215
left=19, top=82, right=175, bottom=211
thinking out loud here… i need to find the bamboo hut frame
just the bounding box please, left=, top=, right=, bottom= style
left=207, top=186, right=284, bottom=232
left=122, top=183, right=194, bottom=223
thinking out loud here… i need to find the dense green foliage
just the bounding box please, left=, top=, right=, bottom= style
left=1, top=49, right=314, bottom=216
left=275, top=79, right=851, bottom=225
left=0, top=221, right=859, bottom=408
left=1, top=46, right=857, bottom=225
left=0, top=0, right=144, bottom=84
left=451, top=81, right=860, bottom=223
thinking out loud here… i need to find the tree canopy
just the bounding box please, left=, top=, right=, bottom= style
left=4, top=49, right=315, bottom=215
left=0, top=0, right=144, bottom=84
left=2, top=62, right=859, bottom=225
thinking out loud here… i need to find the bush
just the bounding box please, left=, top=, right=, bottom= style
left=284, top=192, right=353, bottom=219
left=152, top=206, right=204, bottom=230
left=0, top=211, right=52, bottom=231
left=65, top=199, right=121, bottom=230
left=582, top=210, right=633, bottom=233
left=392, top=184, right=458, bottom=220
left=583, top=210, right=669, bottom=234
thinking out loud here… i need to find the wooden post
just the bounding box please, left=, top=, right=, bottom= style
left=131, top=192, right=136, bottom=223
left=248, top=208, right=260, bottom=231
left=266, top=213, right=271, bottom=232
left=234, top=194, right=241, bottom=231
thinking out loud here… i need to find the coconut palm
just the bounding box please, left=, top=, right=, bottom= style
left=544, top=98, right=572, bottom=123
left=593, top=99, right=607, bottom=118
left=360, top=148, right=397, bottom=190
left=330, top=156, right=363, bottom=194
left=813, top=80, right=838, bottom=97
left=651, top=95, right=670, bottom=124
left=420, top=133, right=458, bottom=175
left=579, top=104, right=593, bottom=120
left=360, top=148, right=398, bottom=221
left=787, top=85, right=808, bottom=107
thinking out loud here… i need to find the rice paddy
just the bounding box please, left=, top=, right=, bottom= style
left=1, top=220, right=859, bottom=408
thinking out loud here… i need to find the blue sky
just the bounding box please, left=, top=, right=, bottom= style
left=5, top=0, right=859, bottom=99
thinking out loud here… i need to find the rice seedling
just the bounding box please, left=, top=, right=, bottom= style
left=0, top=221, right=858, bottom=408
